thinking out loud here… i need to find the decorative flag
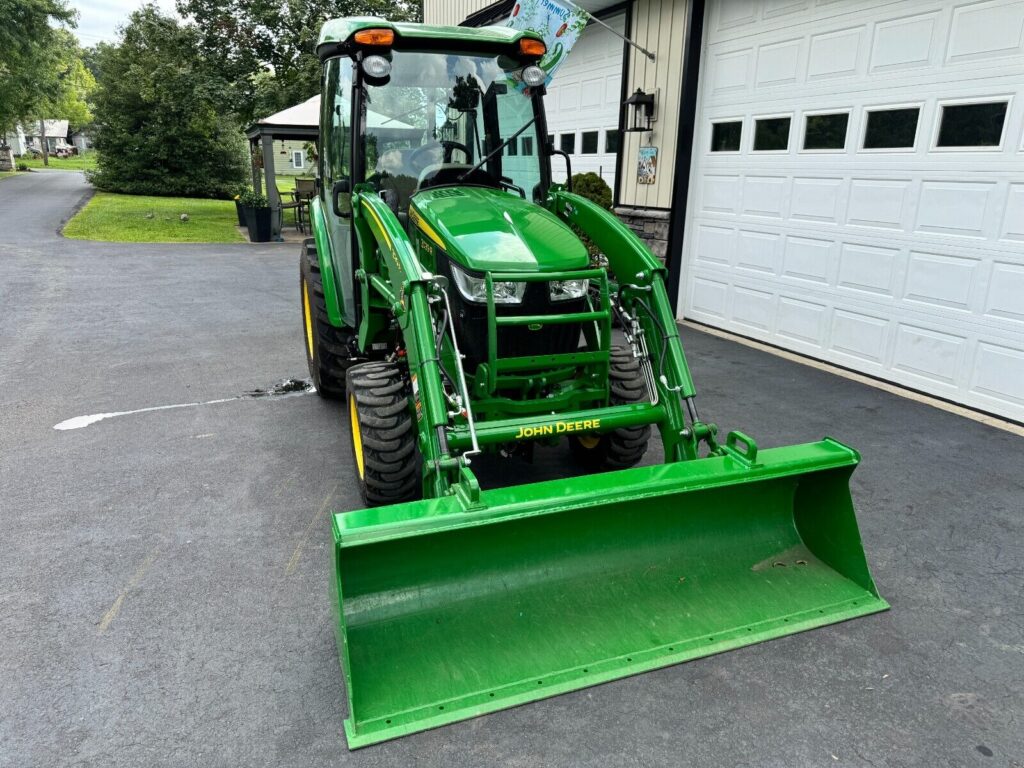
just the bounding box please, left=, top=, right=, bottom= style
left=506, top=0, right=589, bottom=90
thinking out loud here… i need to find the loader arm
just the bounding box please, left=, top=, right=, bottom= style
left=353, top=189, right=481, bottom=501
left=549, top=189, right=716, bottom=462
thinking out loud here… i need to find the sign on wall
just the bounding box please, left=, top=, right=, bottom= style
left=506, top=0, right=589, bottom=89
left=637, top=146, right=657, bottom=185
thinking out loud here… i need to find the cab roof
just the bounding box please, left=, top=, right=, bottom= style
left=316, top=17, right=541, bottom=61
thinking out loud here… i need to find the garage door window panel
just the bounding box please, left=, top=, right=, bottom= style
left=802, top=112, right=850, bottom=152
left=711, top=120, right=742, bottom=152
left=581, top=131, right=599, bottom=154
left=604, top=129, right=620, bottom=154
left=753, top=116, right=792, bottom=152
left=934, top=99, right=1010, bottom=150
left=560, top=133, right=576, bottom=154
left=862, top=106, right=920, bottom=150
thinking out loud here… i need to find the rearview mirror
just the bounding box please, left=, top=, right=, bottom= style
left=332, top=177, right=352, bottom=218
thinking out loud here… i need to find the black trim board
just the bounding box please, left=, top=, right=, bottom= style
left=663, top=0, right=705, bottom=316
left=612, top=1, right=633, bottom=208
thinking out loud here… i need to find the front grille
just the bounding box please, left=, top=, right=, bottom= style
left=439, top=255, right=584, bottom=370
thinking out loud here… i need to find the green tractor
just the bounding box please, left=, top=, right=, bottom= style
left=300, top=18, right=888, bottom=749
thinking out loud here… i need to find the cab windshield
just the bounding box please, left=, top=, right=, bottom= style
left=360, top=49, right=545, bottom=212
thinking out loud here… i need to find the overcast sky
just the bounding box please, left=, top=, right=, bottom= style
left=70, top=0, right=179, bottom=44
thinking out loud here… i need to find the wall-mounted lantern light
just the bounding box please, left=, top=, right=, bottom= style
left=624, top=88, right=656, bottom=132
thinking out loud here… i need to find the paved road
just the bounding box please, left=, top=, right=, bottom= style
left=1, top=171, right=1022, bottom=767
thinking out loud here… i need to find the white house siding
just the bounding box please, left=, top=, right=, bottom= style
left=618, top=0, right=690, bottom=209
left=681, top=0, right=1024, bottom=421
left=271, top=140, right=312, bottom=179
left=423, top=0, right=494, bottom=26
left=546, top=13, right=626, bottom=191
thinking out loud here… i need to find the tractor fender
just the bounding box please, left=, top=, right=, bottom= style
left=308, top=198, right=346, bottom=327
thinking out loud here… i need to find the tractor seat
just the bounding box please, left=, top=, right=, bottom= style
left=417, top=163, right=498, bottom=191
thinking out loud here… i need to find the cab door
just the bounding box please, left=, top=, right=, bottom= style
left=319, top=57, right=357, bottom=328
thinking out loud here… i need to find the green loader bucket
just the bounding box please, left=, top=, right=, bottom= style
left=331, top=438, right=888, bottom=748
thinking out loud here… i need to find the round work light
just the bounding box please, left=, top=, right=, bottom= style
left=362, top=55, right=392, bottom=79
left=521, top=65, right=546, bottom=87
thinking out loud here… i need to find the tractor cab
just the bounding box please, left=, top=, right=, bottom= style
left=319, top=21, right=553, bottom=233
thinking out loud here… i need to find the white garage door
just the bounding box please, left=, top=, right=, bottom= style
left=681, top=0, right=1024, bottom=422
left=546, top=14, right=626, bottom=189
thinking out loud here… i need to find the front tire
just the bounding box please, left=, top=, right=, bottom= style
left=569, top=346, right=651, bottom=470
left=345, top=361, right=420, bottom=506
left=300, top=238, right=354, bottom=398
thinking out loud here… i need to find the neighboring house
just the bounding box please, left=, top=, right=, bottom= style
left=426, top=0, right=1024, bottom=424
left=271, top=140, right=312, bottom=178
left=4, top=120, right=73, bottom=154
left=4, top=126, right=28, bottom=155
left=70, top=131, right=94, bottom=153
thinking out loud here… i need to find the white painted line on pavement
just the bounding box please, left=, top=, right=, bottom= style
left=54, top=388, right=315, bottom=431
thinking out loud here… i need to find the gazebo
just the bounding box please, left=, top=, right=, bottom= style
left=245, top=96, right=320, bottom=238
left=245, top=95, right=422, bottom=237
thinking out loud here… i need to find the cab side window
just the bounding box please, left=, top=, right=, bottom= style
left=321, top=58, right=351, bottom=184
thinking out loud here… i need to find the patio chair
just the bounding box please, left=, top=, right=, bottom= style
left=277, top=186, right=306, bottom=234
left=293, top=179, right=316, bottom=231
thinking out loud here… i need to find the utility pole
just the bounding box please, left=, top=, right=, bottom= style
left=40, top=119, right=49, bottom=167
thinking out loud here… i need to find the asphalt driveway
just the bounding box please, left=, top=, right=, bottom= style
left=1, top=171, right=1021, bottom=767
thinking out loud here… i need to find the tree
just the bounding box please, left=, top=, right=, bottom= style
left=45, top=35, right=96, bottom=132
left=175, top=0, right=422, bottom=124
left=88, top=5, right=248, bottom=198
left=0, top=0, right=77, bottom=138
left=31, top=30, right=96, bottom=164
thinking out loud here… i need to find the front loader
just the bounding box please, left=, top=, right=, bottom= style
left=299, top=18, right=888, bottom=749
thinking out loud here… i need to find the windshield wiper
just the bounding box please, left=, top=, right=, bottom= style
left=457, top=116, right=537, bottom=183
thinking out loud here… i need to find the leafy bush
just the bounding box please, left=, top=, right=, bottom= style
left=87, top=7, right=248, bottom=199
left=570, top=172, right=612, bottom=210
left=17, top=162, right=29, bottom=172
left=568, top=172, right=614, bottom=262
left=238, top=188, right=267, bottom=208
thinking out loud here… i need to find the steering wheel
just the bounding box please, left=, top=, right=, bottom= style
left=410, top=140, right=470, bottom=172
left=440, top=140, right=470, bottom=163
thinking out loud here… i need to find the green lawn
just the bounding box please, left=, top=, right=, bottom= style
left=63, top=192, right=245, bottom=243
left=0, top=171, right=16, bottom=181
left=19, top=153, right=98, bottom=171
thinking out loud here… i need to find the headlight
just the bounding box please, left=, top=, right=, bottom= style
left=362, top=55, right=391, bottom=79
left=451, top=264, right=526, bottom=304
left=549, top=279, right=589, bottom=302
left=521, top=65, right=546, bottom=87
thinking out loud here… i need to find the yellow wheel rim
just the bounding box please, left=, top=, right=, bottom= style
left=577, top=434, right=601, bottom=450
left=302, top=279, right=315, bottom=360
left=349, top=395, right=365, bottom=480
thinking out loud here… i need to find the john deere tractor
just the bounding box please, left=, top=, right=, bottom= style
left=299, top=18, right=888, bottom=749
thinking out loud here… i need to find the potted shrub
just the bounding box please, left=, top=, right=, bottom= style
left=232, top=187, right=248, bottom=227
left=240, top=189, right=272, bottom=242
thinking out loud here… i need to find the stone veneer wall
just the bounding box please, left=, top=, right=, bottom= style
left=0, top=148, right=15, bottom=172
left=613, top=207, right=671, bottom=263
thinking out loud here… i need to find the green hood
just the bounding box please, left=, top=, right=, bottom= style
left=411, top=187, right=589, bottom=273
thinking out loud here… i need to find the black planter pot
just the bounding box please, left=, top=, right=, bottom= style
left=245, top=206, right=272, bottom=242
left=234, top=199, right=246, bottom=226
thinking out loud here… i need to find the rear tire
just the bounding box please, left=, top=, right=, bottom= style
left=345, top=361, right=420, bottom=506
left=569, top=346, right=651, bottom=470
left=300, top=238, right=355, bottom=399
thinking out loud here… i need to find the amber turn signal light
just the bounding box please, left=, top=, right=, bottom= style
left=354, top=28, right=395, bottom=46
left=518, top=38, right=546, bottom=57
